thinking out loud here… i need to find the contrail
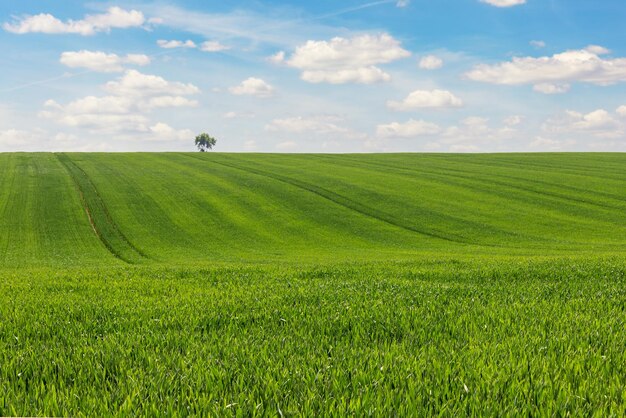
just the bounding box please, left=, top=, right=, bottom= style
left=311, top=0, right=398, bottom=20
left=243, top=0, right=398, bottom=36
left=0, top=1, right=400, bottom=93
left=0, top=71, right=94, bottom=94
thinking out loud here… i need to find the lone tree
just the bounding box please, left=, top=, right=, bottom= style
left=195, top=133, right=217, bottom=152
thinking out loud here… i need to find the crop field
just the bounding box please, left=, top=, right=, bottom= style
left=1, top=153, right=626, bottom=415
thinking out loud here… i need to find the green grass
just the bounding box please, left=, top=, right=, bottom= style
left=1, top=153, right=625, bottom=415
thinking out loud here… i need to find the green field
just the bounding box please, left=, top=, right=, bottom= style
left=1, top=153, right=625, bottom=415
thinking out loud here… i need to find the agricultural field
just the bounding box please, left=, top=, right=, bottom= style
left=1, top=153, right=626, bottom=415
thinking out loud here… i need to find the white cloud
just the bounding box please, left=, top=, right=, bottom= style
left=276, top=140, right=297, bottom=150
left=301, top=67, right=391, bottom=84
left=157, top=39, right=196, bottom=49
left=229, top=77, right=274, bottom=98
left=266, top=115, right=365, bottom=139
left=530, top=40, right=546, bottom=48
left=142, top=96, right=198, bottom=110
left=587, top=140, right=626, bottom=151
left=503, top=115, right=523, bottom=126
left=533, top=108, right=626, bottom=149
left=533, top=83, right=571, bottom=95
left=41, top=96, right=153, bottom=132
left=396, top=0, right=410, bottom=7
left=586, top=45, right=611, bottom=55
left=543, top=109, right=622, bottom=137
left=243, top=140, right=257, bottom=150
left=422, top=116, right=522, bottom=152
left=480, top=0, right=526, bottom=7
left=200, top=41, right=230, bottom=52
left=466, top=46, right=626, bottom=91
left=617, top=105, right=626, bottom=117
left=43, top=96, right=132, bottom=115
left=0, top=129, right=89, bottom=151
left=376, top=119, right=441, bottom=138
left=450, top=144, right=480, bottom=152
left=530, top=137, right=576, bottom=151
left=125, top=54, right=151, bottom=66
left=387, top=89, right=463, bottom=111
left=455, top=117, right=490, bottom=133
left=276, top=33, right=410, bottom=84
left=3, top=7, right=145, bottom=35
left=40, top=71, right=199, bottom=135
left=156, top=39, right=229, bottom=52
left=371, top=116, right=510, bottom=151
left=149, top=123, right=194, bottom=142
left=222, top=111, right=255, bottom=119
left=60, top=50, right=150, bottom=73
left=105, top=70, right=200, bottom=97
left=419, top=55, right=443, bottom=70
left=0, top=129, right=41, bottom=146
left=268, top=51, right=286, bottom=64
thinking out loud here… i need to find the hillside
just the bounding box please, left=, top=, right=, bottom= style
left=1, top=153, right=625, bottom=266
left=3, top=152, right=626, bottom=416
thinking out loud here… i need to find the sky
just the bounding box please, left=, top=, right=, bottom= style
left=1, top=0, right=626, bottom=152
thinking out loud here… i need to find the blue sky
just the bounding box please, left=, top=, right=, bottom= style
left=1, top=0, right=626, bottom=152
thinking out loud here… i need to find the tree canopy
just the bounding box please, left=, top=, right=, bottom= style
left=195, top=133, right=217, bottom=152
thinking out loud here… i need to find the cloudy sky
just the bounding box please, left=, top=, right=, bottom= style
left=1, top=0, right=626, bottom=152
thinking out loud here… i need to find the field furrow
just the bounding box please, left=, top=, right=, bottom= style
left=56, top=153, right=146, bottom=264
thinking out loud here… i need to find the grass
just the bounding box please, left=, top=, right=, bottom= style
left=2, top=260, right=626, bottom=416
left=1, top=153, right=625, bottom=415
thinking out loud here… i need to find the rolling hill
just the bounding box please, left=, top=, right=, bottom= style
left=1, top=152, right=625, bottom=267
left=2, top=152, right=626, bottom=416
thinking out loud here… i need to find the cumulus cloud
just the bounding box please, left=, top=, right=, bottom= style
left=301, top=67, right=391, bottom=84
left=531, top=107, right=626, bottom=150
left=419, top=55, right=443, bottom=70
left=480, top=0, right=526, bottom=7
left=533, top=83, right=571, bottom=95
left=157, top=39, right=196, bottom=49
left=222, top=111, right=255, bottom=119
left=530, top=137, right=576, bottom=151
left=276, top=140, right=297, bottom=150
left=243, top=140, right=257, bottom=151
left=268, top=51, right=286, bottom=64
left=157, top=39, right=230, bottom=52
left=0, top=129, right=88, bottom=151
left=449, top=144, right=480, bottom=152
left=617, top=105, right=626, bottom=117
left=530, top=40, right=546, bottom=48
left=105, top=70, right=200, bottom=97
left=387, top=89, right=463, bottom=111
left=266, top=116, right=341, bottom=133
left=435, top=116, right=521, bottom=151
left=229, top=77, right=274, bottom=98
left=466, top=46, right=626, bottom=92
left=60, top=50, right=150, bottom=73
left=542, top=109, right=623, bottom=138
left=142, top=96, right=198, bottom=110
left=266, top=115, right=366, bottom=140
left=370, top=113, right=532, bottom=152
left=199, top=41, right=230, bottom=52
left=0, top=129, right=42, bottom=147
left=148, top=123, right=195, bottom=142
left=40, top=70, right=199, bottom=137
left=266, top=115, right=367, bottom=142
left=376, top=119, right=441, bottom=138
left=503, top=115, right=523, bottom=126
left=3, top=7, right=145, bottom=35
left=272, top=33, right=410, bottom=84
